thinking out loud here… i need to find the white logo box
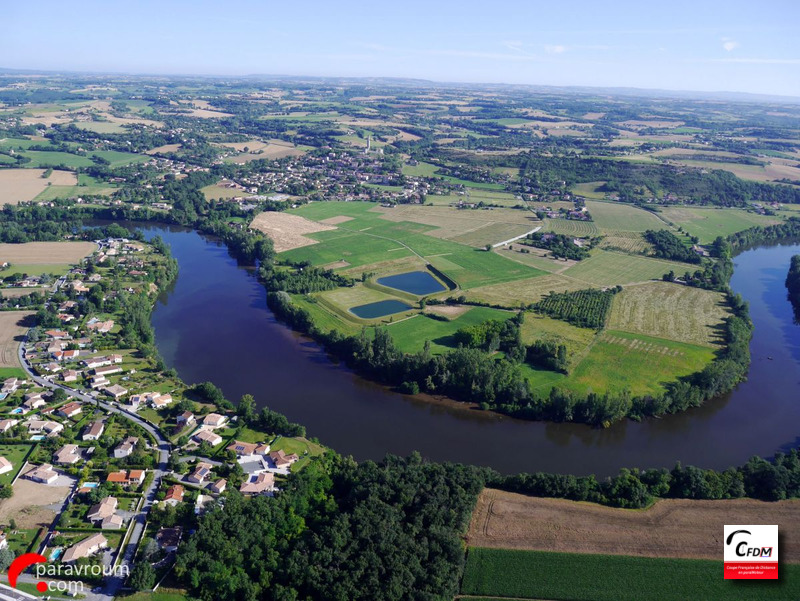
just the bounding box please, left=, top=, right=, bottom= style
left=724, top=525, right=778, bottom=562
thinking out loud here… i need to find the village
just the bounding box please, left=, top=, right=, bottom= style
left=0, top=234, right=312, bottom=597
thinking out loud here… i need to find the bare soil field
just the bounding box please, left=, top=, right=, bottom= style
left=0, top=169, right=77, bottom=205
left=467, top=489, right=800, bottom=562
left=321, top=260, right=350, bottom=270
left=465, top=273, right=587, bottom=306
left=145, top=143, right=182, bottom=155
left=425, top=304, right=472, bottom=319
left=0, top=288, right=45, bottom=298
left=0, top=311, right=33, bottom=367
left=250, top=212, right=336, bottom=252
left=0, top=477, right=72, bottom=528
left=0, top=241, right=96, bottom=264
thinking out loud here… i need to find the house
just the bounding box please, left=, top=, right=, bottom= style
left=94, top=365, right=122, bottom=377
left=53, top=444, right=82, bottom=465
left=62, top=533, right=107, bottom=563
left=70, top=281, right=90, bottom=294
left=202, top=413, right=227, bottom=428
left=0, top=457, right=12, bottom=476
left=87, top=320, right=115, bottom=334
left=164, top=484, right=184, bottom=506
left=151, top=394, right=173, bottom=409
left=156, top=526, right=182, bottom=553
left=24, top=463, right=58, bottom=484
left=44, top=330, right=69, bottom=340
left=82, top=421, right=105, bottom=441
left=84, top=357, right=112, bottom=370
left=113, top=436, right=138, bottom=459
left=86, top=496, right=117, bottom=523
left=106, top=469, right=146, bottom=488
left=269, top=450, right=300, bottom=470
left=61, top=369, right=80, bottom=383
left=187, top=462, right=213, bottom=485
left=192, top=429, right=222, bottom=447
left=100, top=514, right=124, bottom=529
left=208, top=478, right=227, bottom=494
left=0, top=531, right=7, bottom=550
left=176, top=411, right=195, bottom=427
left=239, top=472, right=275, bottom=495
left=109, top=354, right=123, bottom=364
left=1, top=378, right=20, bottom=394
left=21, top=396, right=46, bottom=412
left=194, top=494, right=215, bottom=515
left=89, top=376, right=110, bottom=390
left=226, top=441, right=257, bottom=456
left=0, top=419, right=18, bottom=433
left=104, top=384, right=128, bottom=399
left=57, top=401, right=82, bottom=418
left=26, top=420, right=63, bottom=437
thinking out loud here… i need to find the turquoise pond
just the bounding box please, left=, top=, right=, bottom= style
left=376, top=271, right=446, bottom=295
left=349, top=299, right=412, bottom=319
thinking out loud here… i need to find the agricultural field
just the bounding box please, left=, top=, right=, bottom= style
left=0, top=312, right=35, bottom=367
left=586, top=200, right=668, bottom=232
left=608, top=282, right=729, bottom=346
left=388, top=306, right=513, bottom=354
left=461, top=547, right=800, bottom=601
left=562, top=249, right=688, bottom=286
left=519, top=315, right=597, bottom=365
left=597, top=230, right=653, bottom=254
left=541, top=218, right=599, bottom=237
left=250, top=211, right=337, bottom=252
left=0, top=241, right=96, bottom=264
left=0, top=168, right=77, bottom=205
left=465, top=273, right=588, bottom=306
left=565, top=330, right=716, bottom=396
left=467, top=489, right=800, bottom=560
left=660, top=206, right=784, bottom=243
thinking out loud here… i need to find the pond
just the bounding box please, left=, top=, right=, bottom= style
left=349, top=299, right=413, bottom=319
left=144, top=224, right=800, bottom=476
left=376, top=271, right=446, bottom=295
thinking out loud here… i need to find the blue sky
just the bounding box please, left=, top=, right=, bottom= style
left=4, top=0, right=799, bottom=96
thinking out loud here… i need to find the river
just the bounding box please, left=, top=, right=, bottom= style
left=142, top=224, right=800, bottom=476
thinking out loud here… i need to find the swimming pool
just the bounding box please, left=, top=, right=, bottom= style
left=30, top=435, right=45, bottom=441
left=49, top=547, right=63, bottom=560
left=0, top=393, right=7, bottom=401
left=10, top=407, right=23, bottom=414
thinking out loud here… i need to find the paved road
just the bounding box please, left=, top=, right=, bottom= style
left=17, top=338, right=171, bottom=600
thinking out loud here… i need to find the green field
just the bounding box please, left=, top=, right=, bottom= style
left=401, top=161, right=439, bottom=177
left=562, top=249, right=688, bottom=286
left=542, top=218, right=600, bottom=237
left=660, top=206, right=783, bottom=243
left=566, top=329, right=716, bottom=396
left=73, top=121, right=127, bottom=134
left=282, top=202, right=544, bottom=289
left=462, top=547, right=800, bottom=601
left=586, top=200, right=667, bottom=232
left=18, top=150, right=95, bottom=168
left=388, top=307, right=512, bottom=354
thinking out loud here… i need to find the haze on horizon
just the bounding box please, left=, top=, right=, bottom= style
left=4, top=0, right=800, bottom=98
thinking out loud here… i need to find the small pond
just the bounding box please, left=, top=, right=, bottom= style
left=349, top=299, right=413, bottom=319
left=376, top=271, right=446, bottom=295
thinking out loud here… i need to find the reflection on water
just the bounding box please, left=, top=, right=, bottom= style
left=142, top=225, right=800, bottom=476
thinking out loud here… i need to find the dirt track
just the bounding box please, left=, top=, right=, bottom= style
left=467, top=488, right=800, bottom=562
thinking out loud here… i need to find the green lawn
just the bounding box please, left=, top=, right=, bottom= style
left=401, top=161, right=440, bottom=177
left=462, top=547, right=800, bottom=601
left=0, top=443, right=34, bottom=484
left=0, top=367, right=26, bottom=380
left=90, top=150, right=146, bottom=167
left=388, top=307, right=513, bottom=354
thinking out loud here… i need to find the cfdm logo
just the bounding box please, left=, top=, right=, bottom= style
left=724, top=525, right=779, bottom=580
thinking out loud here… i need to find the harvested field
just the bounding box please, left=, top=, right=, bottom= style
left=465, top=273, right=587, bottom=306
left=0, top=241, right=96, bottom=264
left=543, top=219, right=599, bottom=237
left=0, top=311, right=33, bottom=367
left=0, top=288, right=45, bottom=298
left=0, top=477, right=72, bottom=529
left=467, top=488, right=800, bottom=562
left=250, top=212, right=336, bottom=252
left=598, top=231, right=653, bottom=254
left=425, top=304, right=472, bottom=319
left=145, top=143, right=181, bottom=155
left=318, top=215, right=355, bottom=225
left=586, top=200, right=666, bottom=232
left=608, top=281, right=729, bottom=346
left=0, top=169, right=77, bottom=205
